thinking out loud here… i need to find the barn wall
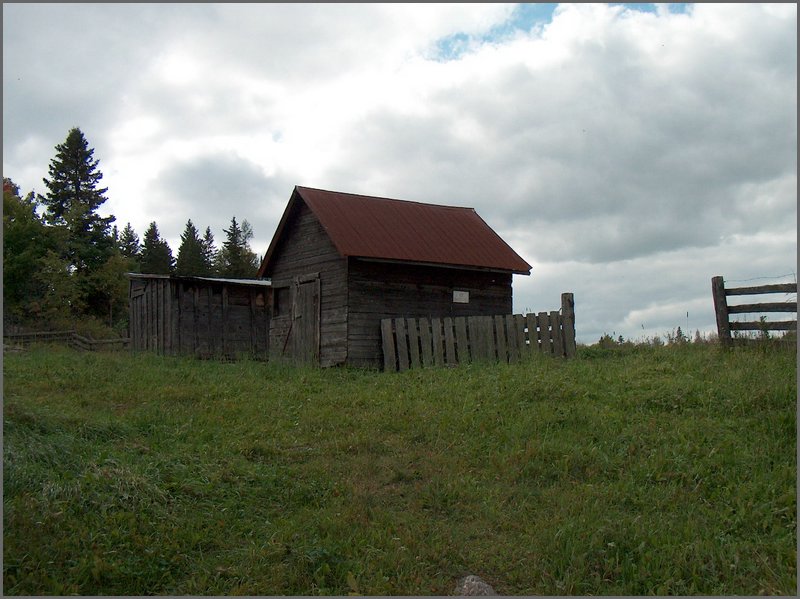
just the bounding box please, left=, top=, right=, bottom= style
left=129, top=278, right=174, bottom=353
left=129, top=277, right=269, bottom=358
left=263, top=201, right=348, bottom=366
left=346, top=259, right=513, bottom=368
left=171, top=281, right=270, bottom=359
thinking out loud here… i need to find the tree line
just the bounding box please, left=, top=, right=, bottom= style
left=4, top=127, right=261, bottom=335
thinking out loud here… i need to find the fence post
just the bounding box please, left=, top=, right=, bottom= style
left=711, top=276, right=731, bottom=346
left=561, top=293, right=576, bottom=358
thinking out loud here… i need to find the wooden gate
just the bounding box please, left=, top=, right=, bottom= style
left=711, top=276, right=797, bottom=345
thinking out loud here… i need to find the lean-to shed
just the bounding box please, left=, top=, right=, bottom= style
left=128, top=274, right=271, bottom=358
left=257, top=186, right=531, bottom=368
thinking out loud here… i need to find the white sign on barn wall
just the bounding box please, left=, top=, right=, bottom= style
left=453, top=290, right=469, bottom=304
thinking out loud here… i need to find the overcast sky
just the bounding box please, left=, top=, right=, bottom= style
left=3, top=3, right=797, bottom=344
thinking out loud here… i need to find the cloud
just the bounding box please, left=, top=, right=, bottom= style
left=137, top=153, right=295, bottom=256
left=2, top=3, right=179, bottom=144
left=324, top=3, right=796, bottom=266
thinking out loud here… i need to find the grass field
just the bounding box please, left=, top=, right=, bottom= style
left=3, top=342, right=797, bottom=595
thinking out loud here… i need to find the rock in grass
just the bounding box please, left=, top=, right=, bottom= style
left=454, top=574, right=495, bottom=595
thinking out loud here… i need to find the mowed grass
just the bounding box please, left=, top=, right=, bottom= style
left=3, top=342, right=797, bottom=595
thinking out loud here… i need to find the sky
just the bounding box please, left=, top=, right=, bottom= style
left=3, top=3, right=797, bottom=344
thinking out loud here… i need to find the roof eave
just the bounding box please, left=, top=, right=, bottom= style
left=350, top=256, right=531, bottom=276
left=126, top=273, right=272, bottom=286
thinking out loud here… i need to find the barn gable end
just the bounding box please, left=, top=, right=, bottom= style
left=259, top=193, right=348, bottom=367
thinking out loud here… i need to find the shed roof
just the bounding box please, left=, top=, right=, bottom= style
left=258, top=186, right=532, bottom=276
left=127, top=273, right=271, bottom=287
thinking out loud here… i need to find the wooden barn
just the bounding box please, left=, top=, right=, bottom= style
left=128, top=274, right=271, bottom=359
left=257, top=186, right=532, bottom=368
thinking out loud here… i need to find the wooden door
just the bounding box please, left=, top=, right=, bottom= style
left=291, top=274, right=320, bottom=365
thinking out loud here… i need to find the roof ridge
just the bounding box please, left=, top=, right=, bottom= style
left=295, top=185, right=476, bottom=212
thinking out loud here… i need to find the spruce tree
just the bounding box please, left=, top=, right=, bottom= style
left=217, top=217, right=258, bottom=278
left=139, top=221, right=175, bottom=274
left=119, top=222, right=141, bottom=260
left=38, top=127, right=115, bottom=273
left=201, top=226, right=218, bottom=276
left=175, top=219, right=208, bottom=276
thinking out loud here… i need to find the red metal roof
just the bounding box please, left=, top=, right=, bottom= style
left=258, top=186, right=532, bottom=276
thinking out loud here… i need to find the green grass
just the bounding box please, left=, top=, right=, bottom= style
left=3, top=343, right=797, bottom=595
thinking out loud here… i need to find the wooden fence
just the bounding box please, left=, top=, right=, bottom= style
left=381, top=293, right=575, bottom=372
left=3, top=330, right=131, bottom=352
left=711, top=276, right=797, bottom=345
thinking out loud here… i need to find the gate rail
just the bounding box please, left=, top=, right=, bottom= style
left=711, top=276, right=797, bottom=345
left=3, top=330, right=130, bottom=351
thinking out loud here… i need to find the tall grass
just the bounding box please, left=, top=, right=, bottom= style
left=3, top=343, right=796, bottom=595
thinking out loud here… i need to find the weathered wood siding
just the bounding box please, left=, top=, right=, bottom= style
left=130, top=278, right=173, bottom=353
left=173, top=281, right=270, bottom=358
left=129, top=277, right=269, bottom=358
left=381, top=296, right=577, bottom=371
left=262, top=202, right=348, bottom=366
left=347, top=258, right=513, bottom=368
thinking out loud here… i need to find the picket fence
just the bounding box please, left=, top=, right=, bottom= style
left=381, top=293, right=575, bottom=372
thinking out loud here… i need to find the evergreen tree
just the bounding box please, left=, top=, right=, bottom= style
left=38, top=127, right=115, bottom=273
left=139, top=221, right=174, bottom=274
left=175, top=219, right=209, bottom=276
left=217, top=217, right=258, bottom=278
left=201, top=226, right=217, bottom=275
left=119, top=222, right=141, bottom=261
